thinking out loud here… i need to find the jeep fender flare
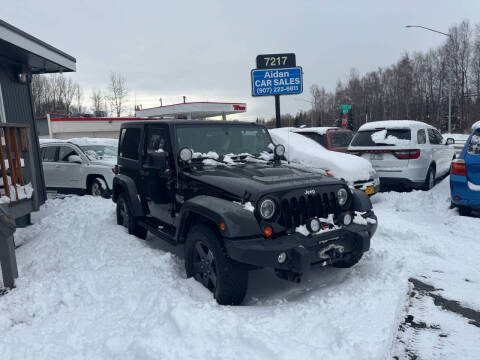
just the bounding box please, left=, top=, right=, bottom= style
left=350, top=189, right=373, bottom=212
left=112, top=175, right=144, bottom=217
left=176, top=195, right=261, bottom=241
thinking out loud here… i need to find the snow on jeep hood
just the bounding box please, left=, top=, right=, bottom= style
left=186, top=163, right=339, bottom=201
left=269, top=128, right=374, bottom=182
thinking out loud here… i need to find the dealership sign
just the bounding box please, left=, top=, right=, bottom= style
left=251, top=67, right=303, bottom=96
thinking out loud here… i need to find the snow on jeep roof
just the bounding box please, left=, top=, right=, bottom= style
left=358, top=120, right=434, bottom=131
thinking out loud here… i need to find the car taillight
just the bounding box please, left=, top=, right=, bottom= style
left=393, top=149, right=421, bottom=160
left=451, top=159, right=467, bottom=176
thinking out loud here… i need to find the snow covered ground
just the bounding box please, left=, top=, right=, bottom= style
left=1, top=178, right=479, bottom=359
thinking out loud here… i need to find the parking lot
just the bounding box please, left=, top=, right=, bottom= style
left=0, top=177, right=478, bottom=359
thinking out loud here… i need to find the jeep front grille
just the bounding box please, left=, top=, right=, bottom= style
left=279, top=192, right=339, bottom=230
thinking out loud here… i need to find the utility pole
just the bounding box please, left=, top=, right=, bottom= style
left=406, top=25, right=452, bottom=132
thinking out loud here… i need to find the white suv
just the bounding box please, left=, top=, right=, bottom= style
left=40, top=138, right=117, bottom=196
left=348, top=120, right=455, bottom=190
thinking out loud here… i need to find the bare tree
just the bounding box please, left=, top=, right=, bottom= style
left=90, top=89, right=104, bottom=114
left=31, top=74, right=82, bottom=116
left=108, top=72, right=128, bottom=117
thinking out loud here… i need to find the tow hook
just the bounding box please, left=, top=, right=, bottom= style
left=275, top=269, right=302, bottom=283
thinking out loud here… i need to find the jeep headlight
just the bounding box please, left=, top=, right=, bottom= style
left=337, top=188, right=349, bottom=207
left=259, top=198, right=276, bottom=219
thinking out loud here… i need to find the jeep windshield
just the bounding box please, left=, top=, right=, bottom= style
left=176, top=124, right=274, bottom=162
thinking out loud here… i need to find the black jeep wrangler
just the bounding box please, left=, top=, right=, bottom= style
left=112, top=120, right=377, bottom=305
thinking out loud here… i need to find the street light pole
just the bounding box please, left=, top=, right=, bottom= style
left=406, top=25, right=453, bottom=133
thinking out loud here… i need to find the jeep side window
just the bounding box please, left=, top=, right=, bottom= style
left=417, top=129, right=426, bottom=144
left=119, top=127, right=141, bottom=160
left=146, top=126, right=170, bottom=154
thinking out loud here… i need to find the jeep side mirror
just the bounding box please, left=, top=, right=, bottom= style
left=148, top=151, right=168, bottom=170
left=446, top=138, right=455, bottom=145
left=68, top=155, right=82, bottom=164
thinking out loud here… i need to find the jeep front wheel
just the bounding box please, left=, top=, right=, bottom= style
left=116, top=193, right=147, bottom=239
left=185, top=224, right=248, bottom=305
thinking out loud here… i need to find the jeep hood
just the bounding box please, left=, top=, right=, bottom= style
left=184, top=163, right=342, bottom=201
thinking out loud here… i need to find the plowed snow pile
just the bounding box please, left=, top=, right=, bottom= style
left=1, top=178, right=479, bottom=359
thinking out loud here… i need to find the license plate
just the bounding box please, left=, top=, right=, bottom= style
left=365, top=186, right=375, bottom=195
left=370, top=153, right=383, bottom=160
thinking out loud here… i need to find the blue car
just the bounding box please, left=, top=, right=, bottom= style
left=450, top=126, right=480, bottom=216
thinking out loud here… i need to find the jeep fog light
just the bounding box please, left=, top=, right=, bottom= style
left=342, top=213, right=352, bottom=226
left=306, top=218, right=321, bottom=233
left=337, top=188, right=348, bottom=206
left=278, top=252, right=287, bottom=264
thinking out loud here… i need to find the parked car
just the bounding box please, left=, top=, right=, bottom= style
left=450, top=123, right=480, bottom=216
left=40, top=138, right=117, bottom=197
left=112, top=120, right=378, bottom=305
left=348, top=120, right=455, bottom=190
left=293, top=127, right=354, bottom=152
left=269, top=128, right=380, bottom=195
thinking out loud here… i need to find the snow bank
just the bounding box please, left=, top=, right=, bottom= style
left=269, top=128, right=373, bottom=182
left=2, top=177, right=480, bottom=359
left=0, top=195, right=407, bottom=360
left=442, top=133, right=469, bottom=142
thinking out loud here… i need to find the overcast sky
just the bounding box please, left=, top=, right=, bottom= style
left=4, top=0, right=480, bottom=120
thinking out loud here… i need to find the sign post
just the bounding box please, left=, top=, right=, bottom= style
left=251, top=53, right=303, bottom=128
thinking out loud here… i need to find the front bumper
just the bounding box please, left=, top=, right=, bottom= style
left=224, top=213, right=377, bottom=274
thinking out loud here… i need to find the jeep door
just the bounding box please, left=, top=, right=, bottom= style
left=141, top=125, right=174, bottom=224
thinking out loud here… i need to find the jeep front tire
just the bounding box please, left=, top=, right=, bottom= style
left=116, top=193, right=147, bottom=239
left=185, top=224, right=248, bottom=305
